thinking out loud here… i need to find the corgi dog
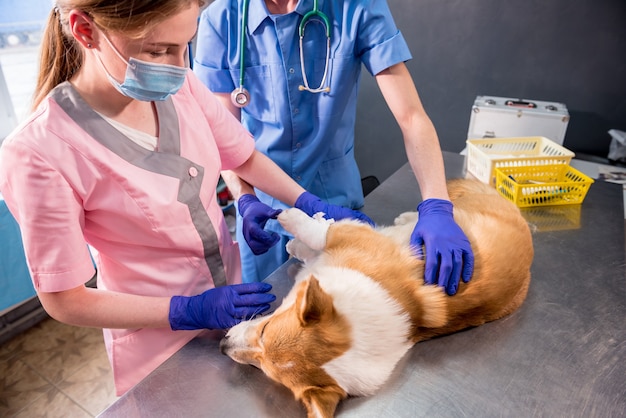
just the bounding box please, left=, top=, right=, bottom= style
left=220, top=179, right=533, bottom=418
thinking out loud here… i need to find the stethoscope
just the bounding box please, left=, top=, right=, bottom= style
left=231, top=0, right=331, bottom=108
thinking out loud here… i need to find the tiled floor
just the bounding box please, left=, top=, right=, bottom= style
left=0, top=317, right=118, bottom=417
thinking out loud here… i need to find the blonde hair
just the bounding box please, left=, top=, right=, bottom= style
left=33, top=0, right=204, bottom=109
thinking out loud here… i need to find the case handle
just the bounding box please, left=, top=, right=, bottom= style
left=505, top=99, right=537, bottom=108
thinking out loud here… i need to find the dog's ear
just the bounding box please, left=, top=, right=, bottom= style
left=296, top=276, right=334, bottom=326
left=300, top=385, right=345, bottom=418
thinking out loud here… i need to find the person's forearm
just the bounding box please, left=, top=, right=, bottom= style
left=375, top=63, right=450, bottom=202
left=38, top=285, right=172, bottom=329
left=232, top=150, right=305, bottom=206
left=403, top=115, right=450, bottom=201
left=221, top=170, right=255, bottom=200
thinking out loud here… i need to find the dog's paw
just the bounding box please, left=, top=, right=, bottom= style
left=278, top=208, right=330, bottom=251
left=278, top=208, right=312, bottom=234
left=285, top=239, right=298, bottom=256
left=286, top=238, right=320, bottom=262
left=394, top=212, right=419, bottom=225
left=312, top=212, right=335, bottom=224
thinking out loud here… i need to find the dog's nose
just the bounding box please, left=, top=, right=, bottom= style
left=219, top=336, right=229, bottom=355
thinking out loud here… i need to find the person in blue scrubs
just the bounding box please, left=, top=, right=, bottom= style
left=194, top=0, right=474, bottom=295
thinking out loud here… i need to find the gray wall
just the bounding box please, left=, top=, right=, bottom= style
left=355, top=0, right=626, bottom=183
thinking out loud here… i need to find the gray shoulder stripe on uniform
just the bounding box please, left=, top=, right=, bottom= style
left=50, top=82, right=227, bottom=287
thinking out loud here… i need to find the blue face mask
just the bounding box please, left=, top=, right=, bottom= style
left=95, top=33, right=187, bottom=102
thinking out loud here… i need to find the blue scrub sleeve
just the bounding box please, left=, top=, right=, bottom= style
left=361, top=31, right=412, bottom=76
left=356, top=0, right=413, bottom=75
left=194, top=7, right=236, bottom=93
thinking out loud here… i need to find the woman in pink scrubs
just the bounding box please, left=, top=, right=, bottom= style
left=0, top=0, right=369, bottom=395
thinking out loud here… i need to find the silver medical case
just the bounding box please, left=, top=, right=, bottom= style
left=467, top=95, right=570, bottom=145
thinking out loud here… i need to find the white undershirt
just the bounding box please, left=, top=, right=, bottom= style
left=97, top=112, right=158, bottom=151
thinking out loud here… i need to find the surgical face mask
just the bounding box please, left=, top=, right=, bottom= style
left=95, top=33, right=187, bottom=101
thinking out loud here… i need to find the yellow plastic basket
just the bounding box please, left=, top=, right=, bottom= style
left=495, top=164, right=594, bottom=207
left=466, top=136, right=574, bottom=185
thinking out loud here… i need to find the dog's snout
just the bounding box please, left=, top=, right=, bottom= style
left=219, top=335, right=229, bottom=355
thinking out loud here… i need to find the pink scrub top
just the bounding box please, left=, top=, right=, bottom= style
left=0, top=72, right=255, bottom=395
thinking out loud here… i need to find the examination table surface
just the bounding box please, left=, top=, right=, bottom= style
left=99, top=152, right=625, bottom=418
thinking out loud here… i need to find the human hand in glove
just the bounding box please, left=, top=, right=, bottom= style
left=238, top=194, right=282, bottom=255
left=169, top=282, right=276, bottom=330
left=411, top=199, right=474, bottom=296
left=295, top=191, right=375, bottom=226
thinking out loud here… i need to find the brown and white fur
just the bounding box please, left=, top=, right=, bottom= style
left=220, top=179, right=533, bottom=417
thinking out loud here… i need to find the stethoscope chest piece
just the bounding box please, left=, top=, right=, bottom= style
left=231, top=86, right=250, bottom=108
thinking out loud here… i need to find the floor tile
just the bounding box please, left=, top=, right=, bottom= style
left=1, top=317, right=117, bottom=416
left=57, top=344, right=118, bottom=416
left=12, top=386, right=91, bottom=418
left=0, top=358, right=52, bottom=416
left=4, top=318, right=107, bottom=385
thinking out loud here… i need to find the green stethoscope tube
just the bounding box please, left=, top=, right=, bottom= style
left=231, top=0, right=252, bottom=107
left=231, top=0, right=331, bottom=108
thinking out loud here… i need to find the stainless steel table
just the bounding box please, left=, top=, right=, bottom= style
left=99, top=152, right=625, bottom=418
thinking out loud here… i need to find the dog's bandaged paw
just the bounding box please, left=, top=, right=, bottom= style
left=312, top=212, right=330, bottom=222
left=278, top=208, right=332, bottom=251
left=286, top=238, right=320, bottom=262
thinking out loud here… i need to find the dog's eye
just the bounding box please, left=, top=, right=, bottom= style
left=260, top=321, right=269, bottom=338
left=258, top=321, right=269, bottom=349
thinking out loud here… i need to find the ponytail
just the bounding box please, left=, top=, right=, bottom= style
left=32, top=8, right=83, bottom=110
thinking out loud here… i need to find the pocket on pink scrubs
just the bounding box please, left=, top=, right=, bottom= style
left=105, top=327, right=201, bottom=396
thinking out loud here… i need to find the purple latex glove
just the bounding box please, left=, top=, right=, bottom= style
left=411, top=199, right=474, bottom=295
left=294, top=191, right=375, bottom=226
left=169, top=282, right=276, bottom=330
left=237, top=194, right=282, bottom=255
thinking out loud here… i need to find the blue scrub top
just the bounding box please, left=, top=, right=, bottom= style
left=194, top=0, right=411, bottom=228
